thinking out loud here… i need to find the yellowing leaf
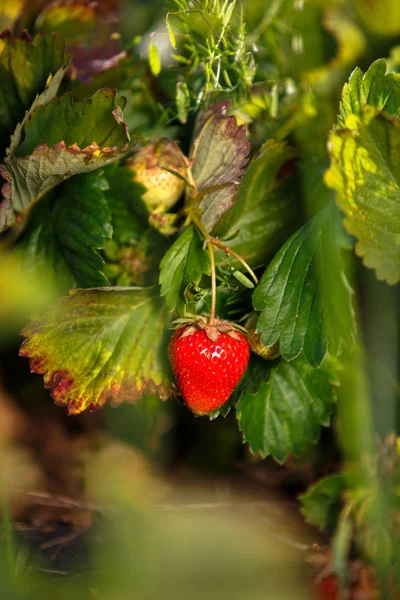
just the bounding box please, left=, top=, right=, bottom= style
left=354, top=0, right=400, bottom=37
left=149, top=38, right=161, bottom=76
left=20, top=287, right=172, bottom=414
left=326, top=107, right=400, bottom=284
left=305, top=8, right=365, bottom=95
left=0, top=0, right=23, bottom=30
left=338, top=60, right=400, bottom=127
left=166, top=14, right=177, bottom=49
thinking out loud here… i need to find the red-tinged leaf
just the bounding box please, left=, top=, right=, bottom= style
left=20, top=287, right=172, bottom=415
left=34, top=0, right=126, bottom=82
left=1, top=88, right=131, bottom=232
left=190, top=102, right=250, bottom=232
left=193, top=100, right=230, bottom=137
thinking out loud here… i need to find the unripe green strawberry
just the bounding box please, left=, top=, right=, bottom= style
left=169, top=319, right=250, bottom=415
left=245, top=312, right=280, bottom=360
left=127, top=139, right=187, bottom=210
left=247, top=329, right=280, bottom=360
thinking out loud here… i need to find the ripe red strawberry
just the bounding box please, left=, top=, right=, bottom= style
left=169, top=320, right=250, bottom=415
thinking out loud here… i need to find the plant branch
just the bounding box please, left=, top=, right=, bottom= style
left=187, top=208, right=258, bottom=323
left=209, top=236, right=258, bottom=285
left=187, top=208, right=210, bottom=240
left=208, top=240, right=216, bottom=326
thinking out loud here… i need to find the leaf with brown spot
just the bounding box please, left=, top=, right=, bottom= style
left=190, top=103, right=250, bottom=232
left=20, top=287, right=172, bottom=415
left=326, top=106, right=400, bottom=284
left=1, top=88, right=131, bottom=232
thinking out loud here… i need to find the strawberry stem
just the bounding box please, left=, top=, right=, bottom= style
left=209, top=237, right=258, bottom=285
left=208, top=241, right=217, bottom=326
left=188, top=209, right=258, bottom=287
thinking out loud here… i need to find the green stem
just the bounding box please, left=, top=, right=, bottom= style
left=209, top=237, right=258, bottom=285
left=188, top=208, right=259, bottom=323
left=187, top=208, right=258, bottom=285
left=208, top=241, right=216, bottom=326
left=188, top=208, right=210, bottom=240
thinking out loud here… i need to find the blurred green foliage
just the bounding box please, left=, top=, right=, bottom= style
left=0, top=0, right=399, bottom=597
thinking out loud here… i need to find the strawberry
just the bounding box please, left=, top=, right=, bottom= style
left=313, top=574, right=338, bottom=600
left=126, top=139, right=187, bottom=211
left=245, top=312, right=280, bottom=360
left=169, top=319, right=250, bottom=415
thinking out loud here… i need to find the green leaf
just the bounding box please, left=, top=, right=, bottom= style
left=332, top=514, right=352, bottom=584
left=19, top=287, right=172, bottom=415
left=338, top=59, right=400, bottom=127
left=0, top=66, right=70, bottom=233
left=0, top=249, right=59, bottom=336
left=209, top=355, right=274, bottom=420
left=190, top=103, right=250, bottom=232
left=103, top=164, right=149, bottom=244
left=21, top=171, right=113, bottom=289
left=0, top=31, right=68, bottom=154
left=236, top=355, right=337, bottom=462
left=21, top=198, right=76, bottom=291
left=232, top=270, right=254, bottom=289
left=252, top=203, right=355, bottom=367
left=214, top=139, right=299, bottom=268
left=354, top=0, right=400, bottom=37
left=159, top=225, right=210, bottom=314
left=166, top=14, right=177, bottom=49
left=13, top=89, right=129, bottom=157
left=1, top=88, right=131, bottom=232
left=175, top=81, right=190, bottom=124
left=326, top=107, right=400, bottom=284
left=148, top=38, right=161, bottom=76
left=299, top=473, right=346, bottom=532
left=304, top=8, right=365, bottom=96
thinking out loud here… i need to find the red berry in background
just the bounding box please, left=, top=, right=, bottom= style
left=169, top=320, right=250, bottom=416
left=314, top=574, right=338, bottom=600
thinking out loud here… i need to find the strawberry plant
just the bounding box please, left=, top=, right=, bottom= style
left=1, top=0, right=400, bottom=595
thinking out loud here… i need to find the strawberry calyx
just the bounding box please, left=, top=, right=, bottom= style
left=135, top=138, right=188, bottom=172
left=171, top=316, right=247, bottom=343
